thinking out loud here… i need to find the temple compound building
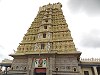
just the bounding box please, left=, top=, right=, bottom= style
left=5, top=2, right=100, bottom=75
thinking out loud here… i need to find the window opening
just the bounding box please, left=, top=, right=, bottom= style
left=41, top=43, right=45, bottom=49
left=47, top=11, right=49, bottom=13
left=11, top=67, right=13, bottom=70
left=24, top=67, right=26, bottom=70
left=33, top=36, right=35, bottom=40
left=44, top=26, right=47, bottom=29
left=74, top=68, right=76, bottom=71
left=16, top=66, right=19, bottom=69
left=46, top=15, right=49, bottom=17
left=43, top=33, right=46, bottom=38
left=45, top=19, right=48, bottom=22
left=84, top=71, right=89, bottom=75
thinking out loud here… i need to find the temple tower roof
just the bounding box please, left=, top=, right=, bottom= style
left=11, top=2, right=79, bottom=55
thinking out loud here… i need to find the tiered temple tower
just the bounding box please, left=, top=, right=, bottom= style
left=10, top=2, right=81, bottom=75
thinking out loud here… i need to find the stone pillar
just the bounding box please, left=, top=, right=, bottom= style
left=46, top=57, right=49, bottom=75
left=49, top=57, right=53, bottom=75
left=93, top=66, right=98, bottom=75
left=5, top=67, right=8, bottom=74
left=79, top=66, right=82, bottom=75
left=27, top=57, right=33, bottom=75
left=32, top=58, right=35, bottom=75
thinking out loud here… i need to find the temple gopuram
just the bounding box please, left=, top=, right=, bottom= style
left=0, top=2, right=100, bottom=75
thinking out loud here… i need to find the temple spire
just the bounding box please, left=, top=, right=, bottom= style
left=15, top=2, right=77, bottom=54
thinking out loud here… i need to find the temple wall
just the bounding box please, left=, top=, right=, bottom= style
left=9, top=56, right=28, bottom=75
left=53, top=55, right=80, bottom=75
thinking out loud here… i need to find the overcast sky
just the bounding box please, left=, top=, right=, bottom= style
left=0, top=0, right=100, bottom=62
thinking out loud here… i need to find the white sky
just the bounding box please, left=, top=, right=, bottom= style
left=0, top=0, right=100, bottom=62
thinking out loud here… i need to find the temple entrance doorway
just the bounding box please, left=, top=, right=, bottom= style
left=34, top=68, right=46, bottom=75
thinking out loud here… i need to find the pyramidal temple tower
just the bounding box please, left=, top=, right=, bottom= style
left=10, top=2, right=81, bottom=75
